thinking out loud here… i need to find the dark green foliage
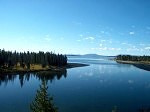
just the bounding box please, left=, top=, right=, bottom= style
left=112, top=106, right=119, bottom=112
left=30, top=80, right=58, bottom=112
left=27, top=62, right=30, bottom=69
left=116, top=55, right=150, bottom=62
left=0, top=49, right=67, bottom=68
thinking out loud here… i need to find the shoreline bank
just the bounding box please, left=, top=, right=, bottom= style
left=115, top=60, right=150, bottom=65
left=116, top=60, right=150, bottom=71
left=0, top=63, right=89, bottom=75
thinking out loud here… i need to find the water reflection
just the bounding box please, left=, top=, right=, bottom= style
left=34, top=70, right=67, bottom=82
left=133, top=64, right=150, bottom=72
left=138, top=108, right=150, bottom=112
left=0, top=69, right=67, bottom=87
left=0, top=74, right=17, bottom=86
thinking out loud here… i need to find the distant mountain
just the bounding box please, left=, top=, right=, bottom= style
left=67, top=54, right=116, bottom=58
left=81, top=54, right=116, bottom=60
left=83, top=54, right=104, bottom=56
left=80, top=54, right=102, bottom=58
left=66, top=54, right=81, bottom=56
left=67, top=54, right=116, bottom=60
left=82, top=54, right=116, bottom=57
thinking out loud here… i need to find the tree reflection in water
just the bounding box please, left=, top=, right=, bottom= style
left=138, top=107, right=150, bottom=112
left=0, top=69, right=67, bottom=87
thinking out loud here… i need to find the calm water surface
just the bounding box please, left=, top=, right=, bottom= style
left=0, top=56, right=150, bottom=112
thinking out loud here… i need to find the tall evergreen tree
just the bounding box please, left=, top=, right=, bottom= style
left=30, top=79, right=58, bottom=112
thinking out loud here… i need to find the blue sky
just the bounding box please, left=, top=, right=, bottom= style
left=0, top=0, right=150, bottom=55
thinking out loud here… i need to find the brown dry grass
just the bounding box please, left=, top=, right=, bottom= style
left=13, top=64, right=49, bottom=71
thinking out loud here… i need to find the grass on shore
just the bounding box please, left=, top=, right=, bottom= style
left=13, top=63, right=49, bottom=70
left=0, top=63, right=89, bottom=74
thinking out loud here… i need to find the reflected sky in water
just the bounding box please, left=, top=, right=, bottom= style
left=0, top=56, right=150, bottom=112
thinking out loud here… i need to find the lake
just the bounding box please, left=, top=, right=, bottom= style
left=0, top=56, right=150, bottom=112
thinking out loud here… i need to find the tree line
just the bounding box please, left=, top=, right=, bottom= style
left=116, top=55, right=150, bottom=61
left=0, top=49, right=67, bottom=69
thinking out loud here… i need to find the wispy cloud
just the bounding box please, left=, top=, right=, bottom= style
left=99, top=47, right=121, bottom=51
left=77, top=39, right=81, bottom=42
left=121, top=42, right=127, bottom=45
left=129, top=31, right=135, bottom=35
left=100, top=30, right=111, bottom=36
left=100, top=39, right=106, bottom=42
left=100, top=31, right=105, bottom=34
left=44, top=34, right=51, bottom=41
left=139, top=43, right=147, bottom=46
left=145, top=47, right=150, bottom=50
left=91, top=48, right=96, bottom=50
left=84, top=36, right=95, bottom=40
left=79, top=34, right=83, bottom=37
left=121, top=42, right=134, bottom=47
left=109, top=48, right=121, bottom=51
left=99, top=47, right=108, bottom=50
left=99, top=44, right=103, bottom=47
left=99, top=39, right=113, bottom=44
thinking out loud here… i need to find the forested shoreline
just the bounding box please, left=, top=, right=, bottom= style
left=0, top=49, right=67, bottom=70
left=115, top=55, right=150, bottom=71
left=116, top=55, right=150, bottom=62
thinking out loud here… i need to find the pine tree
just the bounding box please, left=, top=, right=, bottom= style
left=30, top=80, right=58, bottom=112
